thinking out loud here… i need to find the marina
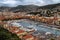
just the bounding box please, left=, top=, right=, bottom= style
left=10, top=19, right=60, bottom=36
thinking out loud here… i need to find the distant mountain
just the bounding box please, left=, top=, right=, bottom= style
left=0, top=6, right=10, bottom=12
left=9, top=5, right=39, bottom=12
left=0, top=3, right=60, bottom=13
left=38, top=3, right=60, bottom=9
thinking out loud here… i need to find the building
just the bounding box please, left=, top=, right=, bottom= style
left=23, top=35, right=34, bottom=40
left=9, top=29, right=19, bottom=33
left=8, top=26, right=19, bottom=31
left=16, top=30, right=27, bottom=36
left=55, top=18, right=60, bottom=26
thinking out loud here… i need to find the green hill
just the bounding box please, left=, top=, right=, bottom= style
left=0, top=26, right=21, bottom=40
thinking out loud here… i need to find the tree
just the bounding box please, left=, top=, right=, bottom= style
left=50, top=38, right=55, bottom=40
left=0, top=26, right=21, bottom=40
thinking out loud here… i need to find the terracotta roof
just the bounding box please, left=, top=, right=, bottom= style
left=11, top=29, right=15, bottom=32
left=16, top=30, right=25, bottom=34
left=33, top=37, right=38, bottom=40
left=23, top=35, right=33, bottom=39
left=10, top=26, right=19, bottom=30
left=12, top=26, right=17, bottom=27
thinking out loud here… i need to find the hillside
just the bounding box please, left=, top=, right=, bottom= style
left=0, top=3, right=60, bottom=12
left=0, top=3, right=60, bottom=17
left=0, top=26, right=21, bottom=40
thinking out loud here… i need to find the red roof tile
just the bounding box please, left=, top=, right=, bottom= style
left=16, top=30, right=25, bottom=34
left=23, top=35, right=33, bottom=39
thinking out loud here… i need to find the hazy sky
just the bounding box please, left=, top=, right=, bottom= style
left=0, top=0, right=60, bottom=7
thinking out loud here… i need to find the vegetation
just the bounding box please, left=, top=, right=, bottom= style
left=28, top=11, right=55, bottom=17
left=50, top=38, right=55, bottom=40
left=0, top=25, right=21, bottom=40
